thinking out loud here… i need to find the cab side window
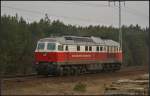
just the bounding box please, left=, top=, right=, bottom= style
left=100, top=46, right=103, bottom=51
left=47, top=43, right=55, bottom=50
left=65, top=45, right=68, bottom=51
left=77, top=46, right=80, bottom=51
left=58, top=45, right=63, bottom=51
left=96, top=46, right=99, bottom=51
left=89, top=46, right=92, bottom=51
left=85, top=46, right=88, bottom=51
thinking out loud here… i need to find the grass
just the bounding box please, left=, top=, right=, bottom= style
left=73, top=82, right=87, bottom=92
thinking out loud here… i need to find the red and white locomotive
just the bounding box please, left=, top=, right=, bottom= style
left=34, top=36, right=122, bottom=75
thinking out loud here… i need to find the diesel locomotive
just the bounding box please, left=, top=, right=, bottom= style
left=34, top=36, right=122, bottom=76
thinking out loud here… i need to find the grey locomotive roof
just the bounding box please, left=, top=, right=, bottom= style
left=39, top=36, right=120, bottom=47
left=104, top=40, right=120, bottom=46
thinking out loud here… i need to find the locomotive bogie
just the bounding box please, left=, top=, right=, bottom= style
left=35, top=62, right=121, bottom=76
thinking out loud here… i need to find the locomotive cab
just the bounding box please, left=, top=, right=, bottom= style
left=35, top=42, right=56, bottom=62
left=34, top=40, right=61, bottom=75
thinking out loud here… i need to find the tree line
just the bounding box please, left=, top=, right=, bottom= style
left=0, top=14, right=149, bottom=75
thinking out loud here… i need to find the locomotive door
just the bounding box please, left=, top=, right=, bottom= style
left=65, top=45, right=69, bottom=64
left=107, top=46, right=112, bottom=59
left=107, top=46, right=115, bottom=60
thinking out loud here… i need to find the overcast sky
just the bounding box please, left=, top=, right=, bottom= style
left=1, top=1, right=149, bottom=28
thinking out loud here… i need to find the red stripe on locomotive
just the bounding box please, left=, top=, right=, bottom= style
left=35, top=52, right=122, bottom=63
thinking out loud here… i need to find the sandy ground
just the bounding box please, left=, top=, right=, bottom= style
left=1, top=66, right=149, bottom=95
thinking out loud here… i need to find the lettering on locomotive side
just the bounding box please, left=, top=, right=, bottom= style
left=71, top=54, right=91, bottom=57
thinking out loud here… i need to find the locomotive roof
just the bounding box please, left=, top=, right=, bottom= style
left=39, top=36, right=120, bottom=47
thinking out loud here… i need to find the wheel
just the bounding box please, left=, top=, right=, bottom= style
left=74, top=67, right=80, bottom=76
left=116, top=64, right=121, bottom=70
left=59, top=67, right=64, bottom=76
left=66, top=67, right=71, bottom=76
left=102, top=64, right=106, bottom=72
left=36, top=65, right=49, bottom=76
left=111, top=64, right=116, bottom=72
left=62, top=67, right=68, bottom=76
left=107, top=64, right=112, bottom=72
left=81, top=66, right=87, bottom=74
left=70, top=67, right=75, bottom=75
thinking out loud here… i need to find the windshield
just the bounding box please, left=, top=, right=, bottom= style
left=37, top=43, right=45, bottom=50
left=47, top=43, right=56, bottom=50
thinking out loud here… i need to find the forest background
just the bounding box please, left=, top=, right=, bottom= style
left=0, top=14, right=149, bottom=75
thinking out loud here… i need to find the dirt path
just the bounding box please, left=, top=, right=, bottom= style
left=1, top=66, right=149, bottom=95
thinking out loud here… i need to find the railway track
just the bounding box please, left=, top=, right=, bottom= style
left=1, top=73, right=38, bottom=81
left=2, top=65, right=148, bottom=81
left=1, top=65, right=148, bottom=96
